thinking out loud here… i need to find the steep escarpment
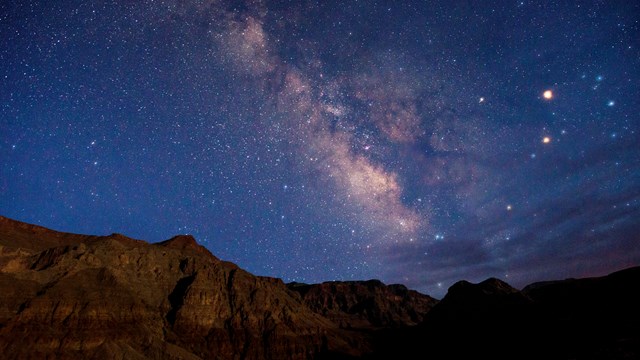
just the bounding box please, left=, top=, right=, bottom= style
left=0, top=216, right=365, bottom=359
left=288, top=280, right=437, bottom=329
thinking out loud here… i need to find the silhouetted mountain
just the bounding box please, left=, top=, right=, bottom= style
left=1, top=215, right=639, bottom=359
left=521, top=267, right=640, bottom=359
left=369, top=269, right=640, bottom=359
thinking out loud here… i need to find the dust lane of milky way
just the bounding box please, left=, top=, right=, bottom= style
left=1, top=1, right=639, bottom=297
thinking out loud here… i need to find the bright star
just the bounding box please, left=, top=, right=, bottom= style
left=607, top=100, right=615, bottom=107
left=543, top=90, right=553, bottom=100
left=506, top=205, right=512, bottom=211
left=542, top=136, right=551, bottom=144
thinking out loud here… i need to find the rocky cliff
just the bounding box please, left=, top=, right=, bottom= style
left=0, top=216, right=369, bottom=359
left=288, top=280, right=437, bottom=330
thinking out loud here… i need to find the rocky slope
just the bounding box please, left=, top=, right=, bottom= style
left=0, top=216, right=370, bottom=359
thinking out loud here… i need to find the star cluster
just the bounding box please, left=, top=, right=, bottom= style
left=1, top=0, right=639, bottom=297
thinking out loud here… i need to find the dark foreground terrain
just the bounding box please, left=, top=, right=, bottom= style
left=1, top=215, right=638, bottom=359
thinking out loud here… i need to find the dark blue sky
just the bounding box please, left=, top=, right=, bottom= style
left=2, top=0, right=639, bottom=297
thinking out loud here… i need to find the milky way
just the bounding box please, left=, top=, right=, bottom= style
left=2, top=1, right=639, bottom=297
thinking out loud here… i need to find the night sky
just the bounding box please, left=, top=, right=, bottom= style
left=2, top=1, right=639, bottom=298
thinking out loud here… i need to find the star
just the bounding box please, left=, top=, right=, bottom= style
left=479, top=97, right=485, bottom=103
left=543, top=90, right=553, bottom=100
left=542, top=136, right=551, bottom=144
left=506, top=204, right=513, bottom=211
left=607, top=100, right=615, bottom=107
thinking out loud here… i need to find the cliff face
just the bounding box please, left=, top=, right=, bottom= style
left=288, top=280, right=438, bottom=330
left=0, top=216, right=366, bottom=359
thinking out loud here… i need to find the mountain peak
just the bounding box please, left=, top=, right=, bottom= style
left=156, top=234, right=215, bottom=258
left=447, top=277, right=519, bottom=298
left=160, top=234, right=198, bottom=248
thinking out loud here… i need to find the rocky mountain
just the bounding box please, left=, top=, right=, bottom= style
left=0, top=216, right=435, bottom=359
left=1, top=215, right=639, bottom=359
left=0, top=216, right=366, bottom=359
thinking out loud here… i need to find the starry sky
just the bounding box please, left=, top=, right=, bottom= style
left=2, top=0, right=639, bottom=298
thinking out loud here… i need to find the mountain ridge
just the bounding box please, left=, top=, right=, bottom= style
left=0, top=215, right=428, bottom=359
left=1, top=215, right=639, bottom=359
